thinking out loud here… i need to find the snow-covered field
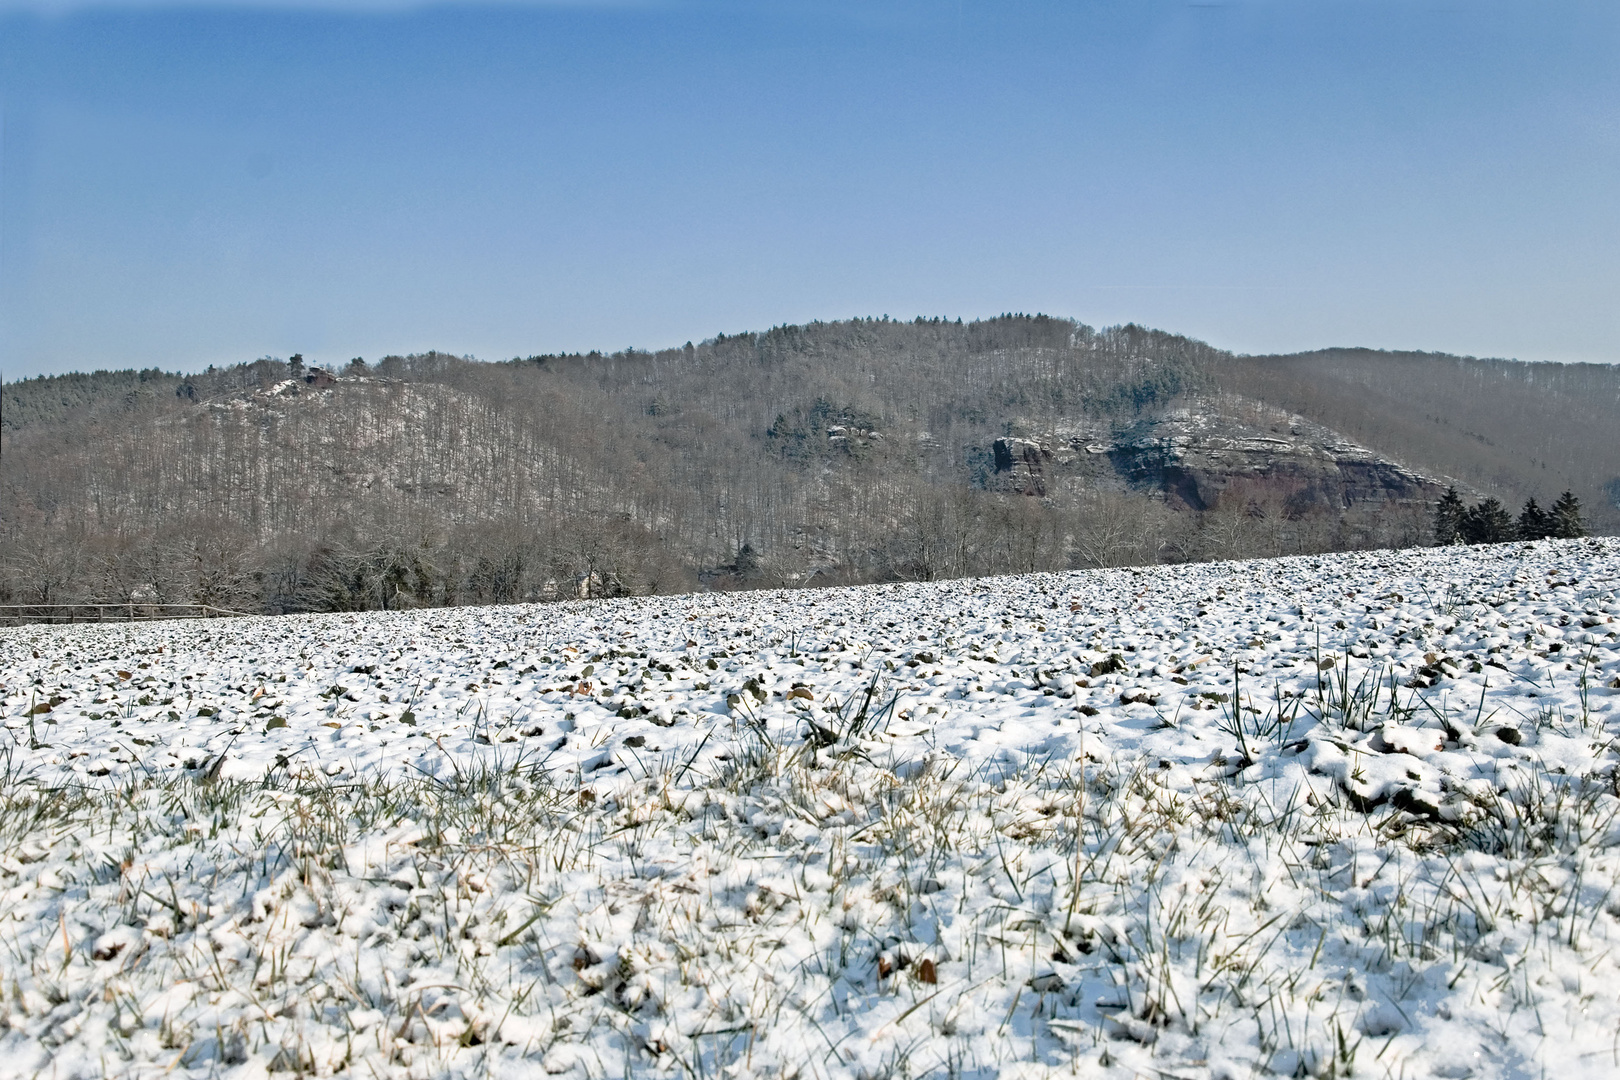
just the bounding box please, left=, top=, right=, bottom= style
left=4, top=540, right=1620, bottom=1080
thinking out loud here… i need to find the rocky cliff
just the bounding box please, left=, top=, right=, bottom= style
left=990, top=397, right=1445, bottom=512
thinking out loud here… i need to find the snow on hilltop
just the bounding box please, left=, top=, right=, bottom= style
left=3, top=539, right=1620, bottom=1079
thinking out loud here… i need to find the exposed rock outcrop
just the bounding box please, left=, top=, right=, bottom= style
left=987, top=398, right=1445, bottom=511
left=1106, top=405, right=1442, bottom=511
left=991, top=438, right=1052, bottom=496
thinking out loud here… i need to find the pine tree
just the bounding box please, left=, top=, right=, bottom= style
left=1433, top=487, right=1465, bottom=545
left=1459, top=498, right=1514, bottom=544
left=1550, top=491, right=1587, bottom=539
left=1516, top=498, right=1551, bottom=541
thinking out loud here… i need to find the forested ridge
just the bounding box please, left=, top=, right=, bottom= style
left=3, top=315, right=1615, bottom=613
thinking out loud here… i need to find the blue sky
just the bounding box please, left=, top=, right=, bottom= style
left=0, top=1, right=1616, bottom=378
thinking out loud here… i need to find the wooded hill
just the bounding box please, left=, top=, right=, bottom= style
left=3, top=315, right=1615, bottom=612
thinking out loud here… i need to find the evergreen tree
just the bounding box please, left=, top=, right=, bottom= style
left=1551, top=491, right=1587, bottom=538
left=1515, top=498, right=1551, bottom=541
left=1433, top=487, right=1465, bottom=545
left=1459, top=498, right=1514, bottom=544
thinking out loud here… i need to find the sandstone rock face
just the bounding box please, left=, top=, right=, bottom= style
left=991, top=437, right=1052, bottom=496
left=988, top=399, right=1445, bottom=511
left=1107, top=406, right=1442, bottom=511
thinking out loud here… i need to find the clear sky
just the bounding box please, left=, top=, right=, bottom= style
left=0, top=0, right=1616, bottom=379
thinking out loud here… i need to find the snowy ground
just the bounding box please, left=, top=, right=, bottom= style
left=3, top=539, right=1620, bottom=1080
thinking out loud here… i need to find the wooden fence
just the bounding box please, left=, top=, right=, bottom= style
left=0, top=603, right=255, bottom=627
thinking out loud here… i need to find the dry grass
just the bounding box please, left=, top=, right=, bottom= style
left=2, top=683, right=1617, bottom=1080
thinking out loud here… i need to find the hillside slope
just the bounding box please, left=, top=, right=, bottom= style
left=2, top=317, right=1615, bottom=610
left=1221, top=348, right=1620, bottom=520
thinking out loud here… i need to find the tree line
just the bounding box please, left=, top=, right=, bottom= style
left=1, top=315, right=1614, bottom=615
left=1432, top=488, right=1587, bottom=546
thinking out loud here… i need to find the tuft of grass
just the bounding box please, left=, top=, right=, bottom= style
left=1, top=660, right=1618, bottom=1079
